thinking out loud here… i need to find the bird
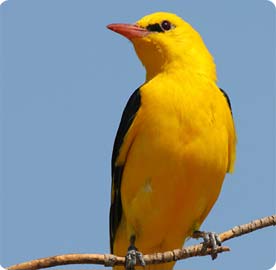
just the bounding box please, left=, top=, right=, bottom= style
left=107, top=12, right=236, bottom=270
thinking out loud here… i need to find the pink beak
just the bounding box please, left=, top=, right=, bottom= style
left=107, top=23, right=149, bottom=40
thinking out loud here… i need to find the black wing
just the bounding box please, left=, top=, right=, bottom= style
left=219, top=88, right=232, bottom=114
left=110, top=88, right=141, bottom=253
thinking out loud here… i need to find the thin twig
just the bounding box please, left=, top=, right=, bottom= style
left=7, top=214, right=276, bottom=270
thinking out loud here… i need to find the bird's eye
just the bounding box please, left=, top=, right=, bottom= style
left=161, top=20, right=172, bottom=31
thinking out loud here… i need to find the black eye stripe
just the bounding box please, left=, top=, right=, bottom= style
left=146, top=23, right=164, bottom=33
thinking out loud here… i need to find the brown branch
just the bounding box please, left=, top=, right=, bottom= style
left=7, top=214, right=276, bottom=270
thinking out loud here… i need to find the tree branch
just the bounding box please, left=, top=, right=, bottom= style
left=7, top=214, right=276, bottom=270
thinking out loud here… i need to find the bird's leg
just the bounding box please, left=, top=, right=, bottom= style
left=192, top=230, right=222, bottom=260
left=125, top=235, right=145, bottom=270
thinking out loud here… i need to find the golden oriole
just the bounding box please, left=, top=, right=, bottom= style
left=107, top=12, right=236, bottom=270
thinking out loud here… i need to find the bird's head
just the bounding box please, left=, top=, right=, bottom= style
left=107, top=12, right=216, bottom=82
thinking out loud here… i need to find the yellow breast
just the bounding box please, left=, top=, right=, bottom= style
left=115, top=72, right=235, bottom=255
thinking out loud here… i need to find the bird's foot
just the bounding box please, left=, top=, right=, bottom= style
left=125, top=245, right=145, bottom=270
left=193, top=230, right=221, bottom=260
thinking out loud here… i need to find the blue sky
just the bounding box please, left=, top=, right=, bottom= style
left=0, top=0, right=275, bottom=269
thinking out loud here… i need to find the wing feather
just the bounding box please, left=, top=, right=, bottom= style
left=219, top=88, right=232, bottom=113
left=110, top=88, right=141, bottom=253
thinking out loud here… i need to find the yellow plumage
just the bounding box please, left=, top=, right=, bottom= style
left=108, top=12, right=236, bottom=270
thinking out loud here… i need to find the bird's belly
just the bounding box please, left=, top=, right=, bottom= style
left=120, top=113, right=228, bottom=253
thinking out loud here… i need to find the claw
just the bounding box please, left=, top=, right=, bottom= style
left=125, top=235, right=145, bottom=270
left=193, top=230, right=221, bottom=260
